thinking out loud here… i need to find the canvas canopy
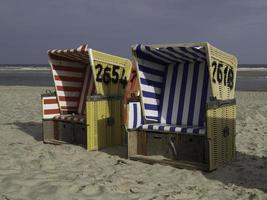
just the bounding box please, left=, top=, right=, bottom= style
left=47, top=44, right=132, bottom=116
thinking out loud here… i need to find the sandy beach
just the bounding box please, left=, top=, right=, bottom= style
left=0, top=86, right=266, bottom=199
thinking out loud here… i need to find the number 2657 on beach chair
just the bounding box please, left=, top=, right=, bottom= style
left=127, top=42, right=238, bottom=171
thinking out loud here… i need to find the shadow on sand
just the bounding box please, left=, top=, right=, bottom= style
left=204, top=151, right=267, bottom=193
left=9, top=121, right=267, bottom=192
left=11, top=121, right=43, bottom=141
left=10, top=121, right=128, bottom=158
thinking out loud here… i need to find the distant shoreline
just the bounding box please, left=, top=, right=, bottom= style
left=237, top=68, right=267, bottom=77
left=0, top=67, right=50, bottom=71
left=0, top=65, right=267, bottom=77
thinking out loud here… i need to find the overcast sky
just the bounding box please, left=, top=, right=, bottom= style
left=0, top=0, right=267, bottom=64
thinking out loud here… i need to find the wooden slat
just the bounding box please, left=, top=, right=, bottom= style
left=128, top=130, right=138, bottom=157
left=129, top=155, right=209, bottom=171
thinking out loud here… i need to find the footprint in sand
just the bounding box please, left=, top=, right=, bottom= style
left=75, top=184, right=105, bottom=197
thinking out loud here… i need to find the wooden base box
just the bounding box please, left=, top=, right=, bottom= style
left=128, top=130, right=208, bottom=171
left=74, top=123, right=87, bottom=146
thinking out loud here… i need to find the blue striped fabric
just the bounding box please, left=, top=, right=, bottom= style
left=133, top=44, right=210, bottom=134
left=141, top=124, right=206, bottom=135
left=128, top=102, right=143, bottom=129
left=160, top=62, right=209, bottom=126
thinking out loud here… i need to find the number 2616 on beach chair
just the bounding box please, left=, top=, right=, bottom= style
left=127, top=42, right=238, bottom=171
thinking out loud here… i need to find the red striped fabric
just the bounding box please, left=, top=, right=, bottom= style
left=44, top=109, right=60, bottom=115
left=58, top=96, right=80, bottom=101
left=56, top=86, right=81, bottom=92
left=42, top=96, right=60, bottom=119
left=48, top=45, right=95, bottom=115
left=52, top=65, right=84, bottom=72
left=54, top=75, right=84, bottom=82
left=44, top=98, right=58, bottom=104
left=49, top=60, right=86, bottom=113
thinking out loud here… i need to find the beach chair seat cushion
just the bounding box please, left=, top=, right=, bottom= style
left=140, top=124, right=206, bottom=135
left=128, top=102, right=143, bottom=129
left=128, top=102, right=205, bottom=134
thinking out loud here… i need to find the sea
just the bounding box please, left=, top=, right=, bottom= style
left=0, top=65, right=266, bottom=91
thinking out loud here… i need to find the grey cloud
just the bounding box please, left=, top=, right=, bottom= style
left=0, top=0, right=266, bottom=64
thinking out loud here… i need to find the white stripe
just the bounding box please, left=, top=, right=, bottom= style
left=43, top=113, right=60, bottom=119
left=141, top=84, right=161, bottom=94
left=193, top=62, right=205, bottom=126
left=52, top=70, right=83, bottom=78
left=142, top=97, right=159, bottom=106
left=77, top=46, right=83, bottom=51
left=199, top=129, right=206, bottom=134
left=152, top=48, right=190, bottom=63
left=42, top=96, right=57, bottom=100
left=186, top=128, right=194, bottom=134
left=181, top=63, right=194, bottom=125
left=59, top=101, right=78, bottom=107
left=54, top=80, right=83, bottom=87
left=171, top=63, right=184, bottom=124
left=57, top=91, right=80, bottom=97
left=174, top=127, right=182, bottom=132
left=139, top=71, right=163, bottom=82
left=77, top=44, right=88, bottom=51
left=157, top=48, right=190, bottom=63
left=136, top=103, right=142, bottom=127
left=142, top=124, right=149, bottom=129
left=43, top=104, right=59, bottom=110
left=187, top=47, right=206, bottom=60
left=136, top=58, right=165, bottom=71
left=163, top=126, right=171, bottom=131
left=160, top=64, right=174, bottom=123
left=49, top=58, right=85, bottom=68
left=171, top=48, right=203, bottom=62
left=144, top=110, right=158, bottom=118
left=140, top=45, right=171, bottom=64
left=152, top=125, right=160, bottom=130
left=128, top=103, right=134, bottom=128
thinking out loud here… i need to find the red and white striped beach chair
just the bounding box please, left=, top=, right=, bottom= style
left=41, top=44, right=94, bottom=145
left=41, top=44, right=133, bottom=149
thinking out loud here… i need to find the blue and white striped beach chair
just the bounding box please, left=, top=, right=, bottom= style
left=127, top=42, right=238, bottom=171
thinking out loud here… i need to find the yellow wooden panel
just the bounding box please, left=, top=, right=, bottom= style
left=87, top=100, right=96, bottom=150
left=207, top=44, right=238, bottom=100
left=86, top=97, right=124, bottom=151
left=89, top=49, right=132, bottom=96
left=111, top=99, right=123, bottom=145
left=206, top=104, right=236, bottom=170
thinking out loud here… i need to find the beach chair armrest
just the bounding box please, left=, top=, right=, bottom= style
left=207, top=98, right=236, bottom=109
left=127, top=101, right=143, bottom=129
left=206, top=101, right=236, bottom=138
left=41, top=93, right=60, bottom=120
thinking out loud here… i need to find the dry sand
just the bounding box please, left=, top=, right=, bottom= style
left=0, top=86, right=266, bottom=200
